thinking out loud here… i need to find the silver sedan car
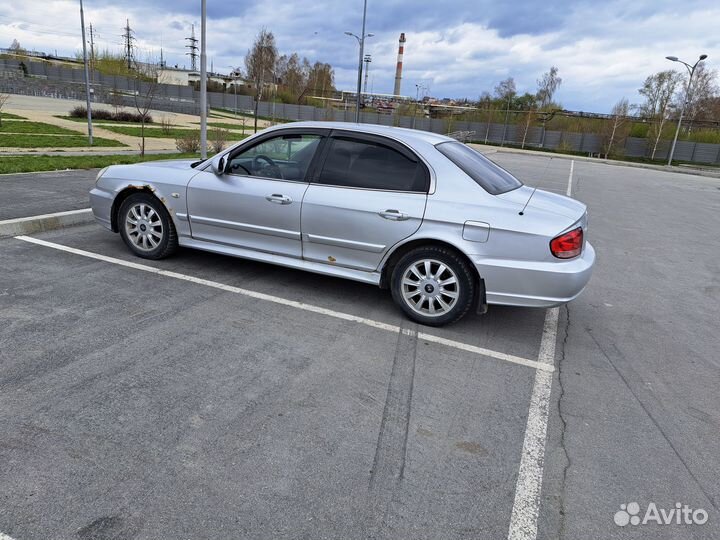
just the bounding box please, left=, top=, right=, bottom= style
left=90, top=121, right=595, bottom=326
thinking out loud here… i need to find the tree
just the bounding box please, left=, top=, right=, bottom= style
left=638, top=70, right=682, bottom=116
left=275, top=53, right=309, bottom=102
left=306, top=61, right=335, bottom=99
left=639, top=70, right=683, bottom=159
left=537, top=66, right=562, bottom=108
left=477, top=91, right=493, bottom=143
left=682, top=63, right=718, bottom=130
left=132, top=58, right=160, bottom=157
left=0, top=93, right=10, bottom=127
left=602, top=98, right=630, bottom=159
left=495, top=78, right=516, bottom=146
left=8, top=39, right=26, bottom=56
left=494, top=77, right=516, bottom=102
left=245, top=28, right=278, bottom=132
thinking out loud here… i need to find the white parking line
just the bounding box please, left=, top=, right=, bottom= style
left=14, top=235, right=552, bottom=373
left=507, top=307, right=559, bottom=540
left=507, top=158, right=573, bottom=540
left=0, top=532, right=17, bottom=540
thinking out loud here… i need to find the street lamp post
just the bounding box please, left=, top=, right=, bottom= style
left=412, top=83, right=426, bottom=129
left=665, top=54, right=707, bottom=166
left=345, top=0, right=373, bottom=123
left=78, top=0, right=93, bottom=145
left=228, top=66, right=239, bottom=117
left=199, top=0, right=207, bottom=159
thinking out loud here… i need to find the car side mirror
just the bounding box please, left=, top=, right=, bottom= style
left=211, top=155, right=226, bottom=175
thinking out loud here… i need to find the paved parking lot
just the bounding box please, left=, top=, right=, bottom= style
left=0, top=170, right=96, bottom=220
left=1, top=152, right=719, bottom=539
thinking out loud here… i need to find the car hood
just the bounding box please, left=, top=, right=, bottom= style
left=137, top=159, right=200, bottom=169
left=497, top=186, right=586, bottom=221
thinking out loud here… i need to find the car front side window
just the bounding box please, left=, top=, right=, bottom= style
left=226, top=133, right=322, bottom=182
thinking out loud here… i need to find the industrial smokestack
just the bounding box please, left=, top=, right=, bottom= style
left=393, top=32, right=406, bottom=96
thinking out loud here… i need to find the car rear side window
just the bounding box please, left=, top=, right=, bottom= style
left=317, top=137, right=429, bottom=192
left=436, top=141, right=523, bottom=195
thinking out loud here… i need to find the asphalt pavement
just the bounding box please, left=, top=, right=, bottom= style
left=0, top=169, right=96, bottom=220
left=0, top=153, right=718, bottom=539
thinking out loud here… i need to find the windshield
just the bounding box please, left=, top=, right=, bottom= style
left=436, top=141, right=523, bottom=195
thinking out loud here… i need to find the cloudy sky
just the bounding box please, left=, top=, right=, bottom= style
left=1, top=0, right=718, bottom=112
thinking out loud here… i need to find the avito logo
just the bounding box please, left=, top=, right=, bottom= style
left=614, top=502, right=709, bottom=527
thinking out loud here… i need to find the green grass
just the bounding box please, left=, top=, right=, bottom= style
left=100, top=125, right=199, bottom=138
left=101, top=125, right=249, bottom=141
left=1, top=112, right=26, bottom=120
left=196, top=122, right=254, bottom=131
left=0, top=134, right=126, bottom=148
left=0, top=153, right=202, bottom=174
left=211, top=108, right=293, bottom=123
left=0, top=120, right=83, bottom=135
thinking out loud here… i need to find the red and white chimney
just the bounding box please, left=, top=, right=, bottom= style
left=393, top=33, right=406, bottom=96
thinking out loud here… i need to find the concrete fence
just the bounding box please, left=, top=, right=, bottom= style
left=3, top=58, right=720, bottom=164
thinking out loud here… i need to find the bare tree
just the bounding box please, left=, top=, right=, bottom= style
left=639, top=70, right=683, bottom=159
left=245, top=28, right=278, bottom=132
left=495, top=78, right=516, bottom=146
left=109, top=87, right=125, bottom=115
left=520, top=109, right=536, bottom=149
left=603, top=98, right=630, bottom=159
left=537, top=66, right=562, bottom=108
left=682, top=63, right=718, bottom=130
left=275, top=53, right=304, bottom=101
left=0, top=93, right=10, bottom=127
left=132, top=58, right=160, bottom=157
left=307, top=61, right=335, bottom=98
left=8, top=39, right=26, bottom=56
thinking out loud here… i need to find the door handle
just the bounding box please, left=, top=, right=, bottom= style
left=378, top=209, right=409, bottom=221
left=266, top=194, right=292, bottom=205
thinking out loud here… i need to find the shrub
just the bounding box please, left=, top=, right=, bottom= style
left=175, top=131, right=201, bottom=153
left=159, top=115, right=173, bottom=135
left=210, top=127, right=229, bottom=153
left=68, top=106, right=152, bottom=124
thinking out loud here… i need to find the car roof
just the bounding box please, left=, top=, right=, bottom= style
left=264, top=121, right=455, bottom=147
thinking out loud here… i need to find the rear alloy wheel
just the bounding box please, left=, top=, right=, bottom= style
left=118, top=193, right=178, bottom=259
left=391, top=246, right=475, bottom=326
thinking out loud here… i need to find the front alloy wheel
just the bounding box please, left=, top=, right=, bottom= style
left=118, top=192, right=178, bottom=259
left=125, top=202, right=164, bottom=251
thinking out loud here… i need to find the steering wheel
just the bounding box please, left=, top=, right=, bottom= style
left=230, top=162, right=252, bottom=175
left=252, top=154, right=283, bottom=179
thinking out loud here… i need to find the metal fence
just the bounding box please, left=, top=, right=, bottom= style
left=2, top=58, right=720, bottom=164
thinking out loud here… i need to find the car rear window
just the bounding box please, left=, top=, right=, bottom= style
left=318, top=137, right=429, bottom=192
left=436, top=142, right=523, bottom=195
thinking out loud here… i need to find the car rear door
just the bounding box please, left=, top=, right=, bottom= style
left=186, top=129, right=327, bottom=258
left=300, top=131, right=429, bottom=272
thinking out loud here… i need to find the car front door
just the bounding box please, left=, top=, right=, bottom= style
left=186, top=130, right=326, bottom=258
left=301, top=132, right=430, bottom=272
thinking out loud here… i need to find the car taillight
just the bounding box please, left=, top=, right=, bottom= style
left=550, top=227, right=583, bottom=259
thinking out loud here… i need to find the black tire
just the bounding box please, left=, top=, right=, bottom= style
left=118, top=192, right=178, bottom=260
left=390, top=246, right=476, bottom=326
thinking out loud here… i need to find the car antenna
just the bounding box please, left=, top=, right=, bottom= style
left=519, top=156, right=553, bottom=216
left=518, top=186, right=537, bottom=216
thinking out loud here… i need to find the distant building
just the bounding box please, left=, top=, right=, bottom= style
left=158, top=67, right=234, bottom=88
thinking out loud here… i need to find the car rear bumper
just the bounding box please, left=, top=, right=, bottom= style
left=474, top=242, right=596, bottom=308
left=89, top=187, right=114, bottom=230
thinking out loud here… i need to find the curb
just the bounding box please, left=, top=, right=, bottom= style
left=0, top=209, right=95, bottom=238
